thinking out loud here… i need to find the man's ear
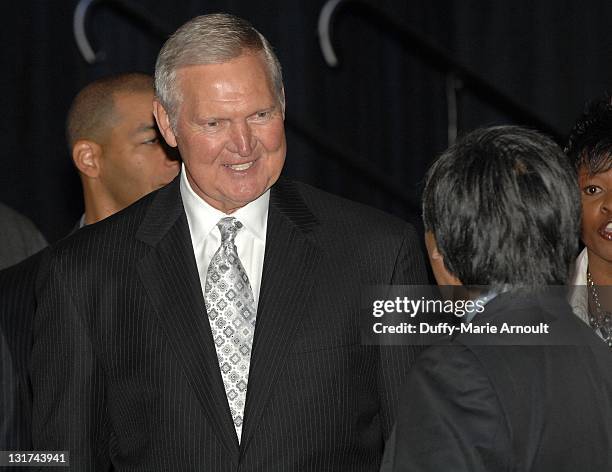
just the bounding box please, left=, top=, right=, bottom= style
left=424, top=231, right=462, bottom=286
left=428, top=241, right=444, bottom=262
left=72, top=140, right=102, bottom=178
left=153, top=100, right=178, bottom=148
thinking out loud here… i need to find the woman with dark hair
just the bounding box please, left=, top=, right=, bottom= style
left=566, top=99, right=612, bottom=350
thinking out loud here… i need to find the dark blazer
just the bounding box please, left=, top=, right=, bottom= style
left=385, top=292, right=612, bottom=471
left=0, top=250, right=49, bottom=451
left=31, top=176, right=427, bottom=471
left=0, top=203, right=47, bottom=270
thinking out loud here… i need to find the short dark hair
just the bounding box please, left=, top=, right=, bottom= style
left=66, top=73, right=154, bottom=149
left=565, top=97, right=612, bottom=174
left=423, top=125, right=580, bottom=288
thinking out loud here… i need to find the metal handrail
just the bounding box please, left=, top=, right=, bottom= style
left=317, top=0, right=564, bottom=142
left=74, top=0, right=172, bottom=64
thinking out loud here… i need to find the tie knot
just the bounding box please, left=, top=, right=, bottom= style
left=217, top=217, right=243, bottom=244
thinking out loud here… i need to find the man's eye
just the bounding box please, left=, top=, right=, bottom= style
left=143, top=137, right=159, bottom=145
left=583, top=185, right=602, bottom=195
left=252, top=111, right=272, bottom=121
left=206, top=121, right=219, bottom=128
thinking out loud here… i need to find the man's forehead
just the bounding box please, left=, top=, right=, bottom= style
left=176, top=54, right=271, bottom=88
left=112, top=91, right=155, bottom=122
left=176, top=62, right=276, bottom=113
left=113, top=90, right=155, bottom=110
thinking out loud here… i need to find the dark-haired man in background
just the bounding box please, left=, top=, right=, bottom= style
left=384, top=126, right=612, bottom=471
left=31, top=13, right=427, bottom=471
left=67, top=72, right=179, bottom=226
left=0, top=73, right=178, bottom=451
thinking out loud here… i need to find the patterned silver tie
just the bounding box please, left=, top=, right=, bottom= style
left=205, top=217, right=256, bottom=442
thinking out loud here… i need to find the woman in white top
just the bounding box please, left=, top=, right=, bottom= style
left=566, top=98, right=612, bottom=350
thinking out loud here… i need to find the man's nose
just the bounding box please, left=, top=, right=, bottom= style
left=229, top=122, right=254, bottom=157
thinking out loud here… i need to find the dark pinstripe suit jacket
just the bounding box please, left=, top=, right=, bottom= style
left=0, top=250, right=49, bottom=453
left=31, top=176, right=427, bottom=471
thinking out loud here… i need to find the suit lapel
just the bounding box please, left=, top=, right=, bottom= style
left=240, top=178, right=322, bottom=453
left=135, top=178, right=240, bottom=460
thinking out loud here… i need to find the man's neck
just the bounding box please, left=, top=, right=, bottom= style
left=82, top=185, right=121, bottom=225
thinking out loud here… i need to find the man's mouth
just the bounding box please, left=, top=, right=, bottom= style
left=225, top=161, right=254, bottom=171
left=598, top=221, right=612, bottom=240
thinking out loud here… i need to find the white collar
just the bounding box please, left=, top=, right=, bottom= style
left=569, top=247, right=588, bottom=286
left=568, top=247, right=589, bottom=324
left=180, top=164, right=269, bottom=242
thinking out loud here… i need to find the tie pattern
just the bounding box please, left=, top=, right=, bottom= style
left=205, top=217, right=256, bottom=441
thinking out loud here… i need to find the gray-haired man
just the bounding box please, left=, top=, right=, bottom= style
left=31, top=14, right=427, bottom=470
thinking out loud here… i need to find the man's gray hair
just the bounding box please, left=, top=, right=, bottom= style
left=155, top=13, right=284, bottom=129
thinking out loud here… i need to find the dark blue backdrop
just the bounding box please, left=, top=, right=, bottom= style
left=3, top=0, right=612, bottom=241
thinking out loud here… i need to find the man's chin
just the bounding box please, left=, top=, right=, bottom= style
left=219, top=190, right=267, bottom=213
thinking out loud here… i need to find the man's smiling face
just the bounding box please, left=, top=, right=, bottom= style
left=155, top=52, right=286, bottom=213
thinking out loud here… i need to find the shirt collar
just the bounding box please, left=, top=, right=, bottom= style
left=568, top=247, right=589, bottom=323
left=180, top=164, right=269, bottom=242
left=569, top=246, right=588, bottom=286
left=463, top=289, right=499, bottom=323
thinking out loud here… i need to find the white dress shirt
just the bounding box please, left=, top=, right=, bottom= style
left=180, top=165, right=269, bottom=309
